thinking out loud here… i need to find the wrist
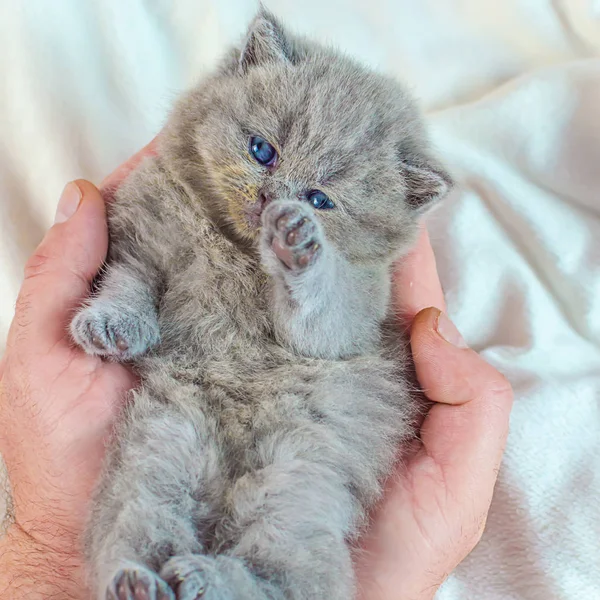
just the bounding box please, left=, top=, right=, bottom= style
left=0, top=523, right=85, bottom=599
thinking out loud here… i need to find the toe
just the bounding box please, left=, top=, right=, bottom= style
left=91, top=333, right=107, bottom=350
left=133, top=581, right=150, bottom=600
left=276, top=212, right=292, bottom=233
left=272, top=237, right=294, bottom=269
left=160, top=555, right=211, bottom=600
left=116, top=336, right=129, bottom=352
left=297, top=242, right=320, bottom=267
left=107, top=567, right=174, bottom=600
left=106, top=570, right=132, bottom=600
left=285, top=218, right=309, bottom=246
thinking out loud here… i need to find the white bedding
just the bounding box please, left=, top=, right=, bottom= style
left=1, top=1, right=599, bottom=598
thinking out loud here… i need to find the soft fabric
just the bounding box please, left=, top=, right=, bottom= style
left=0, top=1, right=598, bottom=598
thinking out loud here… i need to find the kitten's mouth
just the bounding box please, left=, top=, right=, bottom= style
left=244, top=202, right=263, bottom=229
left=244, top=191, right=272, bottom=229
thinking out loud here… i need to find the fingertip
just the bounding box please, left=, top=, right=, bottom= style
left=51, top=179, right=108, bottom=276
left=52, top=179, right=107, bottom=228
left=67, top=179, right=106, bottom=226
left=14, top=179, right=110, bottom=350
left=410, top=306, right=440, bottom=336
left=411, top=308, right=483, bottom=406
left=411, top=307, right=513, bottom=411
left=73, top=178, right=106, bottom=204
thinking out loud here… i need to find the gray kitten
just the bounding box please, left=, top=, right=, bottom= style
left=71, top=9, right=451, bottom=600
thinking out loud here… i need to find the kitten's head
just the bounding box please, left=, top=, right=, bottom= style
left=163, top=8, right=452, bottom=262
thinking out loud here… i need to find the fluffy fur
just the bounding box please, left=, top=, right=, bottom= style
left=71, top=8, right=452, bottom=600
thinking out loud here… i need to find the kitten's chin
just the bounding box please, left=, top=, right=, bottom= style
left=243, top=201, right=263, bottom=231
left=215, top=204, right=262, bottom=249
left=219, top=191, right=266, bottom=241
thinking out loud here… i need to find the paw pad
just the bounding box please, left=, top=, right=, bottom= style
left=263, top=203, right=323, bottom=271
left=71, top=302, right=159, bottom=360
left=107, top=566, right=174, bottom=600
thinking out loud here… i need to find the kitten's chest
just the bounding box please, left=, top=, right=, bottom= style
left=157, top=246, right=273, bottom=355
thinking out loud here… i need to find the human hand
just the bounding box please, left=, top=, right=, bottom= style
left=355, top=229, right=514, bottom=599
left=0, top=141, right=157, bottom=598
left=0, top=139, right=512, bottom=600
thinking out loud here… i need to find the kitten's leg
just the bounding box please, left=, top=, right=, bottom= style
left=71, top=263, right=160, bottom=360
left=160, top=365, right=415, bottom=600
left=260, top=201, right=388, bottom=358
left=160, top=454, right=355, bottom=600
left=89, top=392, right=225, bottom=600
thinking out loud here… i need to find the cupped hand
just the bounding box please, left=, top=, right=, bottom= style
left=0, top=139, right=512, bottom=600
left=355, top=229, right=514, bottom=599
left=0, top=143, right=156, bottom=598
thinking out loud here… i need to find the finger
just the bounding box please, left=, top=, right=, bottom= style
left=8, top=180, right=108, bottom=352
left=393, top=227, right=446, bottom=324
left=100, top=136, right=158, bottom=199
left=410, top=306, right=513, bottom=501
left=411, top=307, right=510, bottom=406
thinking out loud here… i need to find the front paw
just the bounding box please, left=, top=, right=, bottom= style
left=262, top=202, right=323, bottom=272
left=71, top=301, right=159, bottom=360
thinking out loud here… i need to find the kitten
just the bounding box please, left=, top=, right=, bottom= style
left=71, top=8, right=452, bottom=600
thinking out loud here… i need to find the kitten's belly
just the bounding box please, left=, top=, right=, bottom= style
left=137, top=348, right=405, bottom=471
left=141, top=351, right=322, bottom=428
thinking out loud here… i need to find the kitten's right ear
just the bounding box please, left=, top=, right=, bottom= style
left=397, top=148, right=453, bottom=215
left=238, top=7, right=294, bottom=73
left=401, top=160, right=452, bottom=213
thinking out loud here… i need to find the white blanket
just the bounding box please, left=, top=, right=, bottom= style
left=1, top=1, right=599, bottom=598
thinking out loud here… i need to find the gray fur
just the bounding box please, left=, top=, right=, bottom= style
left=71, top=8, right=451, bottom=600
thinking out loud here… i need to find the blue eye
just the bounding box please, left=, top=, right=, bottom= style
left=249, top=136, right=277, bottom=166
left=307, top=190, right=335, bottom=210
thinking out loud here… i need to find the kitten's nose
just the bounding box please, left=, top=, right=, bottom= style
left=259, top=190, right=273, bottom=210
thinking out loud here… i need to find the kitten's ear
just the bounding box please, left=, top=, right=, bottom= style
left=399, top=153, right=453, bottom=213
left=239, top=8, right=294, bottom=72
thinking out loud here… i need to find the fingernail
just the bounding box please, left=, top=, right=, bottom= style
left=54, top=182, right=82, bottom=224
left=435, top=311, right=468, bottom=348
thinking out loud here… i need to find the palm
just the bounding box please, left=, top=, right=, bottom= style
left=2, top=342, right=134, bottom=543
left=353, top=229, right=512, bottom=599
left=358, top=448, right=476, bottom=598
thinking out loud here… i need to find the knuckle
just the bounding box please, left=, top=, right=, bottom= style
left=14, top=290, right=34, bottom=329
left=467, top=512, right=488, bottom=552
left=486, top=372, right=514, bottom=402
left=23, top=250, right=54, bottom=282
left=24, top=249, right=92, bottom=292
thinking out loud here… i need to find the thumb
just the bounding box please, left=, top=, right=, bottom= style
left=9, top=180, right=108, bottom=352
left=410, top=307, right=513, bottom=507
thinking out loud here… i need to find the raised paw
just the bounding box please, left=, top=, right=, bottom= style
left=106, top=564, right=174, bottom=600
left=262, top=202, right=323, bottom=271
left=71, top=301, right=160, bottom=360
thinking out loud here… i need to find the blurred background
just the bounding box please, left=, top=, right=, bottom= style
left=1, top=1, right=600, bottom=598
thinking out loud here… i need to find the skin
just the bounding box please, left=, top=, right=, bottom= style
left=0, top=142, right=513, bottom=600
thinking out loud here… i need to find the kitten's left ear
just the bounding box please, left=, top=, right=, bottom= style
left=399, top=154, right=453, bottom=214
left=239, top=7, right=294, bottom=72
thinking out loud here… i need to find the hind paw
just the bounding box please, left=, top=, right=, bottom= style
left=106, top=564, right=174, bottom=600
